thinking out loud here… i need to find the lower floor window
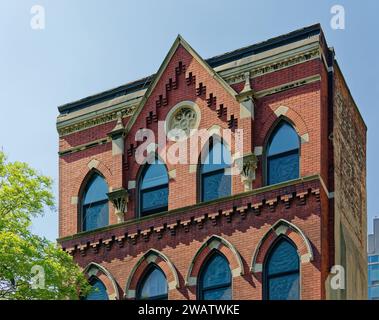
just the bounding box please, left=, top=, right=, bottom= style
left=198, top=252, right=232, bottom=300
left=85, top=277, right=109, bottom=300
left=137, top=265, right=168, bottom=300
left=264, top=237, right=300, bottom=300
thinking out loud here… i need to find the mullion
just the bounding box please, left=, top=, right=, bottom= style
left=203, top=281, right=231, bottom=292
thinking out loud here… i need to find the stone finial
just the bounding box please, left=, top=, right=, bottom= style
left=108, top=112, right=125, bottom=138
left=107, top=188, right=128, bottom=223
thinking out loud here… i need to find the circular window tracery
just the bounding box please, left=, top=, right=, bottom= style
left=165, top=101, right=200, bottom=141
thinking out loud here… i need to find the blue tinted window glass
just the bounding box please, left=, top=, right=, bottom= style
left=138, top=267, right=168, bottom=300
left=265, top=238, right=300, bottom=300
left=201, top=140, right=231, bottom=202
left=369, top=255, right=379, bottom=263
left=203, top=287, right=232, bottom=300
left=268, top=151, right=299, bottom=185
left=141, top=159, right=168, bottom=189
left=369, top=264, right=379, bottom=284
left=82, top=174, right=109, bottom=231
left=268, top=239, right=299, bottom=276
left=140, top=159, right=169, bottom=215
left=141, top=187, right=168, bottom=213
left=369, top=286, right=379, bottom=300
left=200, top=253, right=232, bottom=300
left=266, top=122, right=300, bottom=186
left=268, top=122, right=299, bottom=156
left=202, top=141, right=231, bottom=173
left=202, top=172, right=231, bottom=202
left=268, top=273, right=299, bottom=300
left=83, top=174, right=108, bottom=205
left=85, top=278, right=109, bottom=300
left=83, top=202, right=108, bottom=231
left=202, top=254, right=232, bottom=288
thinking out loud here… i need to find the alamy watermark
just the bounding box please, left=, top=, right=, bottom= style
left=330, top=5, right=345, bottom=30
left=30, top=5, right=45, bottom=30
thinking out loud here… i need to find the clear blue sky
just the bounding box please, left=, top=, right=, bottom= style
left=0, top=0, right=378, bottom=241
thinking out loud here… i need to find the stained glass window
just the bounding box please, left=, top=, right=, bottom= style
left=137, top=265, right=168, bottom=300
left=264, top=237, right=300, bottom=300
left=266, top=121, right=300, bottom=185
left=201, top=139, right=231, bottom=202
left=199, top=252, right=232, bottom=300
left=85, top=277, right=109, bottom=300
left=82, top=173, right=109, bottom=231
left=140, top=159, right=169, bottom=216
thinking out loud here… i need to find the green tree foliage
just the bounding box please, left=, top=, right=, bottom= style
left=0, top=151, right=90, bottom=299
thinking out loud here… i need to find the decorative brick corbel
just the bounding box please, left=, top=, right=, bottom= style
left=235, top=153, right=258, bottom=191
left=141, top=228, right=152, bottom=242
left=167, top=223, right=178, bottom=236
left=311, top=188, right=320, bottom=202
left=154, top=226, right=165, bottom=239
left=103, top=238, right=113, bottom=251
left=90, top=242, right=100, bottom=254
left=252, top=202, right=263, bottom=215
left=79, top=244, right=88, bottom=256
left=222, top=209, right=233, bottom=223
left=107, top=188, right=128, bottom=223
left=280, top=194, right=293, bottom=209
left=208, top=212, right=220, bottom=226
left=296, top=191, right=308, bottom=205
left=115, top=235, right=125, bottom=248
left=266, top=198, right=278, bottom=212
left=180, top=219, right=192, bottom=232
left=194, top=216, right=206, bottom=229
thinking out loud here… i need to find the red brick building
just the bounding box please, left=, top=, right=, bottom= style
left=57, top=24, right=367, bottom=300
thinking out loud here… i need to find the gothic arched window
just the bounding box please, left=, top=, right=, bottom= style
left=266, top=121, right=300, bottom=185
left=85, top=277, right=109, bottom=300
left=139, top=159, right=169, bottom=217
left=200, top=139, right=231, bottom=202
left=264, top=237, right=300, bottom=300
left=198, top=252, right=232, bottom=300
left=137, top=265, right=168, bottom=300
left=82, top=173, right=109, bottom=231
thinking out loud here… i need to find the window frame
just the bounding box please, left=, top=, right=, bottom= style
left=263, top=236, right=300, bottom=300
left=199, top=137, right=231, bottom=203
left=197, top=251, right=232, bottom=300
left=136, top=264, right=168, bottom=300
left=84, top=276, right=109, bottom=300
left=138, top=159, right=169, bottom=218
left=80, top=172, right=109, bottom=232
left=264, top=119, right=301, bottom=186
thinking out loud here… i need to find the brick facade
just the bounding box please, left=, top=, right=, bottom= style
left=57, top=24, right=367, bottom=299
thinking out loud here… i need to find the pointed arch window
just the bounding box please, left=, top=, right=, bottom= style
left=200, top=139, right=231, bottom=202
left=85, top=277, right=109, bottom=300
left=137, top=265, right=168, bottom=300
left=139, top=159, right=169, bottom=217
left=266, top=121, right=300, bottom=185
left=198, top=252, right=232, bottom=300
left=264, top=237, right=300, bottom=300
left=82, top=173, right=109, bottom=231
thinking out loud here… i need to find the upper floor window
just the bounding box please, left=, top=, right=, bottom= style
left=82, top=173, right=109, bottom=231
left=139, top=159, right=169, bottom=217
left=85, top=277, right=109, bottom=300
left=200, top=139, right=231, bottom=202
left=264, top=237, right=300, bottom=300
left=198, top=252, right=232, bottom=300
left=137, top=265, right=168, bottom=300
left=266, top=121, right=300, bottom=185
